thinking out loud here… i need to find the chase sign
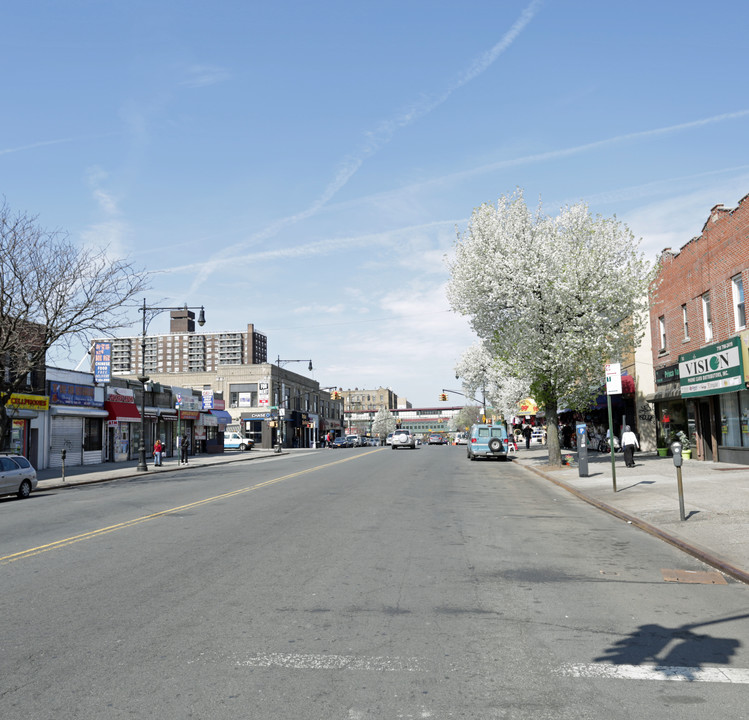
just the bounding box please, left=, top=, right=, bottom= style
left=679, top=337, right=745, bottom=397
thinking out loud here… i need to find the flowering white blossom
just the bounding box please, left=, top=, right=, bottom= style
left=454, top=342, right=530, bottom=419
left=446, top=190, right=652, bottom=462
left=371, top=407, right=397, bottom=440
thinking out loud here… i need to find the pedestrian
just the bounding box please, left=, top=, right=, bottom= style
left=621, top=425, right=639, bottom=467
left=522, top=423, right=533, bottom=450
left=153, top=438, right=163, bottom=466
left=180, top=434, right=190, bottom=464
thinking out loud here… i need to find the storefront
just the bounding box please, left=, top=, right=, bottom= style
left=104, top=387, right=141, bottom=462
left=6, top=393, right=49, bottom=468
left=678, top=335, right=749, bottom=464
left=48, top=380, right=108, bottom=467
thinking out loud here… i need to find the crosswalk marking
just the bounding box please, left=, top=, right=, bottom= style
left=558, top=662, right=749, bottom=683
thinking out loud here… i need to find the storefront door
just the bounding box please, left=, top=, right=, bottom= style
left=699, top=400, right=713, bottom=461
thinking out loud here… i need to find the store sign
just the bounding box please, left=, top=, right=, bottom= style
left=94, top=342, right=111, bottom=383
left=8, top=393, right=49, bottom=412
left=655, top=364, right=680, bottom=385
left=50, top=381, right=102, bottom=407
left=176, top=395, right=202, bottom=411
left=679, top=337, right=745, bottom=397
left=258, top=382, right=270, bottom=407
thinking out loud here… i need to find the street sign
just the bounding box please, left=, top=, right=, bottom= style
left=605, top=363, right=622, bottom=395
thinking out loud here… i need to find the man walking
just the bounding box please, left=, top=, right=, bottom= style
left=180, top=434, right=190, bottom=464
left=621, top=425, right=639, bottom=467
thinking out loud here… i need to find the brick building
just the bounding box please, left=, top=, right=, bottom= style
left=649, top=193, right=749, bottom=463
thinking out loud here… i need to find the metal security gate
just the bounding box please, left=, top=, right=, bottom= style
left=50, top=416, right=83, bottom=467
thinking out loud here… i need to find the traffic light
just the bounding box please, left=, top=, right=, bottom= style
left=439, top=393, right=447, bottom=402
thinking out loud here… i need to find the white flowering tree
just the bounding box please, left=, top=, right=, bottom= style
left=447, top=190, right=652, bottom=464
left=454, top=341, right=530, bottom=420
left=371, top=407, right=397, bottom=444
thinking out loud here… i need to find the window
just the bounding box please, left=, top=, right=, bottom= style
left=682, top=304, right=689, bottom=340
left=732, top=274, right=746, bottom=330
left=702, top=293, right=713, bottom=342
left=658, top=316, right=667, bottom=351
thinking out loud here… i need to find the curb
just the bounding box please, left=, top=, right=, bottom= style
left=516, top=459, right=749, bottom=586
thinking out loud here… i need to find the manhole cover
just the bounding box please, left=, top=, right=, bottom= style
left=661, top=568, right=727, bottom=584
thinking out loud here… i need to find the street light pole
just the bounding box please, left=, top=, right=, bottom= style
left=136, top=299, right=206, bottom=472
left=274, top=356, right=312, bottom=452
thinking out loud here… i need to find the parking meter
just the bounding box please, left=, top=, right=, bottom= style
left=576, top=423, right=588, bottom=477
left=670, top=441, right=683, bottom=468
left=671, top=441, right=686, bottom=520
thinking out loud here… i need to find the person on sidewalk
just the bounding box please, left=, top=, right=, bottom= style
left=621, top=425, right=639, bottom=467
left=153, top=439, right=163, bottom=467
left=180, top=434, right=190, bottom=464
left=522, top=423, right=533, bottom=450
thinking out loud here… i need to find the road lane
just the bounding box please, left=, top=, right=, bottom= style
left=1, top=445, right=747, bottom=719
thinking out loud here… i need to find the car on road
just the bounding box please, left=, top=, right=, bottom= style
left=391, top=429, right=416, bottom=449
left=455, top=432, right=468, bottom=445
left=0, top=454, right=38, bottom=499
left=224, top=432, right=254, bottom=451
left=428, top=434, right=445, bottom=445
left=467, top=423, right=510, bottom=461
left=331, top=437, right=350, bottom=448
left=346, top=434, right=364, bottom=447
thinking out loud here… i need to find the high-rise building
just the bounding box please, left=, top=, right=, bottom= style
left=92, top=312, right=267, bottom=377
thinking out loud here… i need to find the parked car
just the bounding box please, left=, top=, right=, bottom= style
left=391, top=429, right=416, bottom=449
left=331, top=437, right=350, bottom=448
left=455, top=433, right=468, bottom=445
left=467, top=423, right=510, bottom=461
left=0, top=454, right=38, bottom=499
left=386, top=433, right=394, bottom=445
left=224, top=432, right=254, bottom=451
left=346, top=434, right=364, bottom=447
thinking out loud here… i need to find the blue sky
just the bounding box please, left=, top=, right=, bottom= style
left=4, top=1, right=748, bottom=407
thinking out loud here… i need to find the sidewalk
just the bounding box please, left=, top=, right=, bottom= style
left=35, top=449, right=283, bottom=490
left=511, top=444, right=749, bottom=584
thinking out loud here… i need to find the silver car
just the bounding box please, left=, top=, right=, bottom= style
left=0, top=455, right=38, bottom=499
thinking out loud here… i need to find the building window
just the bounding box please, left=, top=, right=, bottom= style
left=658, top=316, right=667, bottom=352
left=702, top=293, right=713, bottom=342
left=682, top=304, right=689, bottom=340
left=732, top=274, right=746, bottom=330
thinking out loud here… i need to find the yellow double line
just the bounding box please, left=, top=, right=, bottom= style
left=1, top=450, right=381, bottom=565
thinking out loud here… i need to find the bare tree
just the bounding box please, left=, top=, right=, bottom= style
left=0, top=201, right=149, bottom=449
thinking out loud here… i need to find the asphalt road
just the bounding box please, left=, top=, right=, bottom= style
left=2, top=445, right=748, bottom=719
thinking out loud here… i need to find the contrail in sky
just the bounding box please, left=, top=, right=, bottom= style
left=186, top=0, right=544, bottom=290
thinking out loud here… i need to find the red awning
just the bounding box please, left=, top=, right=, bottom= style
left=104, top=399, right=141, bottom=423
left=622, top=375, right=636, bottom=396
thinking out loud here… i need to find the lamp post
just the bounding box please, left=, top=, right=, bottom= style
left=274, top=356, right=313, bottom=452
left=136, top=299, right=206, bottom=472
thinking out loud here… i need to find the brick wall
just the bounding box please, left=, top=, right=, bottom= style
left=650, top=193, right=749, bottom=370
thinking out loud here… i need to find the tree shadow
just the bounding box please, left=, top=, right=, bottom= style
left=594, top=613, right=748, bottom=680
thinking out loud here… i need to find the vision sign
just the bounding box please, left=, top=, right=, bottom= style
left=679, top=337, right=745, bottom=398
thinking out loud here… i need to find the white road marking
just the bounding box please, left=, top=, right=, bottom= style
left=559, top=662, right=749, bottom=683
left=236, top=652, right=427, bottom=672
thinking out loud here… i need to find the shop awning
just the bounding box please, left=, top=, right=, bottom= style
left=210, top=409, right=232, bottom=425
left=51, top=406, right=109, bottom=418
left=104, top=399, right=141, bottom=422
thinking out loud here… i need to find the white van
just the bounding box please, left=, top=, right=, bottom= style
left=224, top=432, right=254, bottom=451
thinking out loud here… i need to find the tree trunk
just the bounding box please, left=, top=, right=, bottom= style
left=545, top=402, right=561, bottom=465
